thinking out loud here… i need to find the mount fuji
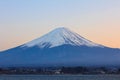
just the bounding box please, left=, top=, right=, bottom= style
left=0, top=27, right=120, bottom=67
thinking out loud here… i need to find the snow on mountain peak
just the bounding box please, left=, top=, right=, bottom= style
left=22, top=27, right=102, bottom=48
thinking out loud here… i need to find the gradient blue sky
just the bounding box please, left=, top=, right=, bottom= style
left=0, top=0, right=120, bottom=51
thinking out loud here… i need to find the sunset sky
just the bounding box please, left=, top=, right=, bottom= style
left=0, top=0, right=120, bottom=51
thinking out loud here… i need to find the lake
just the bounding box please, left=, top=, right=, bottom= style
left=0, top=75, right=120, bottom=80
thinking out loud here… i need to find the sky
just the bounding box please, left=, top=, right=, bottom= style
left=0, top=0, right=120, bottom=51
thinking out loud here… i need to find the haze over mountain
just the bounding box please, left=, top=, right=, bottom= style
left=0, top=27, right=120, bottom=67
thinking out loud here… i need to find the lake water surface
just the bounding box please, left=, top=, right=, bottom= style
left=0, top=75, right=120, bottom=80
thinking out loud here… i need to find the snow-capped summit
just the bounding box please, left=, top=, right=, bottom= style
left=23, top=27, right=101, bottom=48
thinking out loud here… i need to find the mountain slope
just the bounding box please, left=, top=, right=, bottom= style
left=0, top=27, right=120, bottom=67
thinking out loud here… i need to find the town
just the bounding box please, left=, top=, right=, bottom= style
left=0, top=67, right=120, bottom=75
